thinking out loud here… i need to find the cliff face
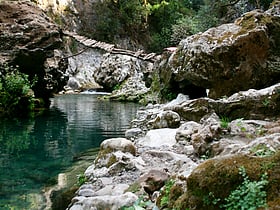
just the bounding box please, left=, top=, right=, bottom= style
left=0, top=0, right=68, bottom=104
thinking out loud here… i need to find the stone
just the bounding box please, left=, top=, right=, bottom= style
left=85, top=166, right=109, bottom=179
left=94, top=54, right=152, bottom=91
left=174, top=151, right=280, bottom=210
left=152, top=6, right=280, bottom=99
left=147, top=110, right=181, bottom=129
left=163, top=93, right=190, bottom=109
left=138, top=169, right=169, bottom=196
left=210, top=137, right=247, bottom=156
left=68, top=192, right=138, bottom=210
left=100, top=138, right=136, bottom=156
left=190, top=113, right=222, bottom=156
left=91, top=184, right=129, bottom=196
left=169, top=83, right=280, bottom=121
left=138, top=128, right=177, bottom=147
left=238, top=133, right=280, bottom=155
left=0, top=0, right=68, bottom=102
left=125, top=128, right=144, bottom=140
left=175, top=121, right=201, bottom=142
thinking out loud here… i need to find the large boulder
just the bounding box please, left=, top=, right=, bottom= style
left=93, top=53, right=153, bottom=101
left=0, top=0, right=67, bottom=104
left=155, top=2, right=280, bottom=99
left=168, top=83, right=280, bottom=122
left=172, top=151, right=280, bottom=210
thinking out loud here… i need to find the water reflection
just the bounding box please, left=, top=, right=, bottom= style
left=0, top=94, right=140, bottom=209
left=0, top=118, right=36, bottom=156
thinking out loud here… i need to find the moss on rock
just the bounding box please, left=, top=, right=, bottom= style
left=171, top=151, right=280, bottom=210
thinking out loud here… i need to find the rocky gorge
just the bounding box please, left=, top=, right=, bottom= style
left=1, top=0, right=280, bottom=209
left=65, top=2, right=280, bottom=210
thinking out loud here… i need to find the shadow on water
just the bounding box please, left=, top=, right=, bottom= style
left=0, top=94, right=140, bottom=210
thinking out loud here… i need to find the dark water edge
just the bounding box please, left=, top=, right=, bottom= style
left=0, top=94, right=140, bottom=210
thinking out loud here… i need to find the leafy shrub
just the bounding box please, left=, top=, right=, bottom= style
left=171, top=16, right=199, bottom=45
left=0, top=65, right=35, bottom=116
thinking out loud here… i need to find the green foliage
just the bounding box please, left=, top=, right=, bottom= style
left=220, top=116, right=230, bottom=129
left=161, top=87, right=177, bottom=101
left=160, top=179, right=175, bottom=208
left=82, top=0, right=274, bottom=52
left=113, top=83, right=121, bottom=91
left=200, top=150, right=211, bottom=160
left=203, top=191, right=221, bottom=206
left=149, top=27, right=172, bottom=52
left=77, top=174, right=87, bottom=186
left=236, top=118, right=247, bottom=132
left=0, top=65, right=36, bottom=116
left=222, top=166, right=268, bottom=210
left=202, top=167, right=269, bottom=209
left=91, top=1, right=122, bottom=42
left=262, top=98, right=270, bottom=107
left=0, top=118, right=36, bottom=156
left=121, top=196, right=154, bottom=210
left=171, top=16, right=199, bottom=45
left=90, top=0, right=146, bottom=42
left=250, top=144, right=275, bottom=157
left=147, top=0, right=190, bottom=52
left=194, top=3, right=219, bottom=31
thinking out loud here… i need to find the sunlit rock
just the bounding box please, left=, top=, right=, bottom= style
left=100, top=138, right=136, bottom=156
left=68, top=192, right=137, bottom=210
left=138, top=128, right=177, bottom=148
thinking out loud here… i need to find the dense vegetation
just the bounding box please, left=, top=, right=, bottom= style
left=80, top=0, right=273, bottom=52
left=0, top=65, right=36, bottom=117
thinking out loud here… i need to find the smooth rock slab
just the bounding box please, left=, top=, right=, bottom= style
left=138, top=128, right=177, bottom=147
left=68, top=192, right=137, bottom=210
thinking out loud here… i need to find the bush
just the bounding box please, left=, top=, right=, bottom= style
left=171, top=16, right=200, bottom=45
left=0, top=66, right=35, bottom=116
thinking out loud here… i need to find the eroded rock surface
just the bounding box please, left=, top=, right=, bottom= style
left=152, top=2, right=280, bottom=99
left=0, top=0, right=68, bottom=103
left=67, top=82, right=280, bottom=209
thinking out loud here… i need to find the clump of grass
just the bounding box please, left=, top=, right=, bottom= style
left=220, top=116, right=230, bottom=129
left=77, top=174, right=87, bottom=186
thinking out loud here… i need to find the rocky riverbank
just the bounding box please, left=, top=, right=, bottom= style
left=64, top=1, right=280, bottom=210
left=66, top=83, right=280, bottom=210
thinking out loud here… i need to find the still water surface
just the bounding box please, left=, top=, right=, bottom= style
left=0, top=94, right=140, bottom=209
